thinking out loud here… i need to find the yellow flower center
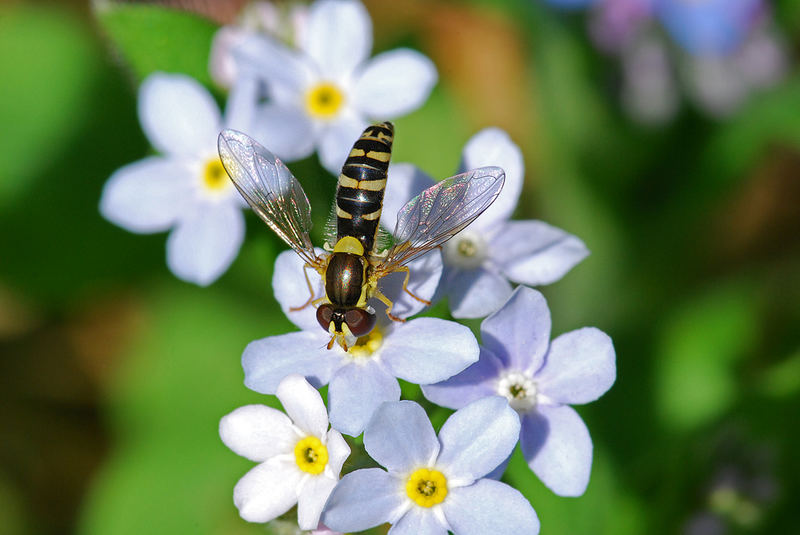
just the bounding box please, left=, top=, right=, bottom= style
left=347, top=327, right=384, bottom=358
left=305, top=82, right=345, bottom=119
left=294, top=436, right=328, bottom=475
left=406, top=468, right=448, bottom=508
left=203, top=157, right=229, bottom=191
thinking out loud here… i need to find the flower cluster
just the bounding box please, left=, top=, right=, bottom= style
left=543, top=0, right=786, bottom=121
left=98, top=1, right=618, bottom=533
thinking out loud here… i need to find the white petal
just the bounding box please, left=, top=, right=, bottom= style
left=325, top=428, right=351, bottom=477
left=166, top=202, right=244, bottom=286
left=242, top=332, right=343, bottom=394
left=536, top=327, right=616, bottom=405
left=220, top=405, right=297, bottom=462
left=322, top=468, right=407, bottom=532
left=234, top=459, right=303, bottom=523
left=353, top=49, right=437, bottom=118
left=297, top=475, right=338, bottom=530
left=442, top=479, right=539, bottom=535
left=364, top=401, right=440, bottom=473
left=444, top=266, right=512, bottom=319
left=328, top=361, right=401, bottom=437
left=233, top=33, right=312, bottom=95
left=272, top=249, right=326, bottom=332
left=389, top=506, right=448, bottom=535
left=276, top=374, right=330, bottom=438
left=249, top=103, right=316, bottom=162
left=167, top=203, right=244, bottom=286
left=381, top=318, right=478, bottom=385
left=520, top=405, right=593, bottom=497
left=302, top=0, right=372, bottom=80
left=100, top=157, right=194, bottom=233
left=480, top=286, right=551, bottom=373
left=436, top=397, right=520, bottom=484
left=380, top=163, right=435, bottom=234
left=138, top=73, right=221, bottom=156
left=460, top=128, right=524, bottom=231
left=318, top=119, right=369, bottom=175
left=491, top=220, right=589, bottom=286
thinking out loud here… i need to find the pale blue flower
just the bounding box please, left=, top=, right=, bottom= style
left=100, top=72, right=256, bottom=285
left=242, top=249, right=479, bottom=436
left=220, top=374, right=350, bottom=529
left=232, top=0, right=437, bottom=174
left=322, top=398, right=540, bottom=535
left=423, top=286, right=616, bottom=496
left=381, top=128, right=588, bottom=319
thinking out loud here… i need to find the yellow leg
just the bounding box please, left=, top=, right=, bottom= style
left=395, top=266, right=431, bottom=306
left=290, top=263, right=318, bottom=312
left=374, top=289, right=405, bottom=323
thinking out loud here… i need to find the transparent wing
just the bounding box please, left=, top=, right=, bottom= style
left=218, top=129, right=318, bottom=265
left=376, top=166, right=505, bottom=273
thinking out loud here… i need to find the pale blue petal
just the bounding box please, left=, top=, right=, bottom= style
left=389, top=506, right=447, bottom=535
left=444, top=266, right=513, bottom=319
left=250, top=103, right=315, bottom=162
left=380, top=163, right=434, bottom=235
left=442, top=479, right=539, bottom=535
left=272, top=249, right=326, bottom=332
left=536, top=327, right=616, bottom=405
left=459, top=128, right=524, bottom=232
left=328, top=361, right=401, bottom=436
left=100, top=157, right=194, bottom=233
left=322, top=469, right=406, bottom=532
left=381, top=318, right=478, bottom=385
left=375, top=250, right=442, bottom=319
left=166, top=202, right=244, bottom=286
left=242, top=332, right=341, bottom=394
left=520, top=405, right=593, bottom=497
left=138, top=73, right=220, bottom=157
left=480, top=286, right=550, bottom=373
left=318, top=119, right=369, bottom=175
left=233, top=33, right=312, bottom=95
left=301, top=0, right=372, bottom=79
left=364, top=401, right=439, bottom=472
left=421, top=347, right=504, bottom=410
left=353, top=49, right=438, bottom=117
left=436, top=397, right=520, bottom=483
left=491, top=220, right=589, bottom=286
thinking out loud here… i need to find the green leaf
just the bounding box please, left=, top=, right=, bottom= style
left=0, top=5, right=100, bottom=208
left=655, top=283, right=757, bottom=431
left=78, top=285, right=288, bottom=535
left=93, top=2, right=219, bottom=86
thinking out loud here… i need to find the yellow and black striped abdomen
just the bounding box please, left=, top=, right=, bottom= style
left=335, top=122, right=394, bottom=253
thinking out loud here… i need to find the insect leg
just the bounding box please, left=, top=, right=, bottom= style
left=395, top=266, right=431, bottom=306
left=373, top=290, right=406, bottom=323
left=289, top=263, right=318, bottom=311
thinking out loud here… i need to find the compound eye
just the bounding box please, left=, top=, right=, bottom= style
left=316, top=304, right=334, bottom=330
left=344, top=308, right=377, bottom=337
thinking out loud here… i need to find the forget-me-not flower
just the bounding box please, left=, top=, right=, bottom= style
left=219, top=374, right=350, bottom=529
left=232, top=0, right=438, bottom=173
left=381, top=128, right=588, bottom=319
left=100, top=72, right=255, bottom=285
left=423, top=286, right=616, bottom=496
left=322, top=397, right=540, bottom=534
left=242, top=249, right=479, bottom=436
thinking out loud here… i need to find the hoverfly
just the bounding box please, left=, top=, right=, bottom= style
left=218, top=122, right=505, bottom=351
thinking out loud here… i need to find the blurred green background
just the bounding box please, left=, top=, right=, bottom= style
left=1, top=0, right=798, bottom=533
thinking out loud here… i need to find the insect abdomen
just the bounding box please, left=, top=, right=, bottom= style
left=335, top=122, right=394, bottom=253
left=325, top=253, right=365, bottom=307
